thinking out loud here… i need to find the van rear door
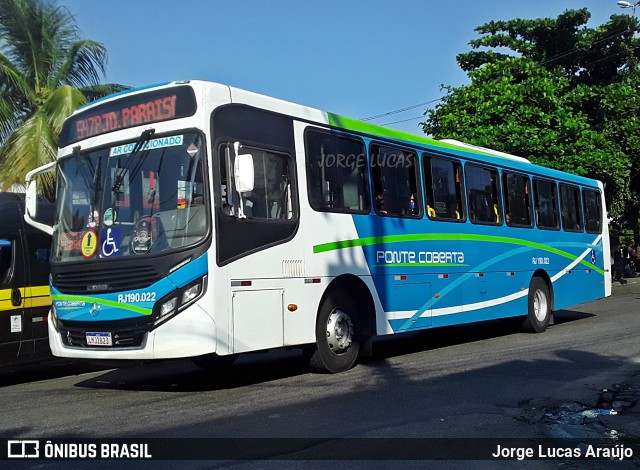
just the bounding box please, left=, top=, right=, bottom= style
left=23, top=230, right=52, bottom=355
left=0, top=237, right=28, bottom=359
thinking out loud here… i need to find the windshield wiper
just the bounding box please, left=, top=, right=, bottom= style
left=72, top=145, right=102, bottom=209
left=112, top=128, right=155, bottom=194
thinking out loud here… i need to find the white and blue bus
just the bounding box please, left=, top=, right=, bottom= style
left=25, top=80, right=611, bottom=373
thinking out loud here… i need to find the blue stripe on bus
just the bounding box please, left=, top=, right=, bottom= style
left=349, top=215, right=604, bottom=333
left=52, top=252, right=208, bottom=322
left=77, top=82, right=172, bottom=111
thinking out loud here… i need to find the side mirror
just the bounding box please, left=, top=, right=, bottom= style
left=24, top=161, right=56, bottom=235
left=233, top=142, right=254, bottom=193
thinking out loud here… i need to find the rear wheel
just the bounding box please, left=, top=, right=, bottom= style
left=310, top=289, right=360, bottom=373
left=522, top=277, right=551, bottom=333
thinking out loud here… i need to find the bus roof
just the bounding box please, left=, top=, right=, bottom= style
left=72, top=80, right=602, bottom=189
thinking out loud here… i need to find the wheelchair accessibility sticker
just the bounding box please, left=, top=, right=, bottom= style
left=100, top=227, right=121, bottom=257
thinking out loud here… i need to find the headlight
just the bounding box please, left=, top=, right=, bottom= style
left=160, top=298, right=177, bottom=317
left=152, top=276, right=207, bottom=328
left=181, top=283, right=202, bottom=305
left=50, top=304, right=59, bottom=331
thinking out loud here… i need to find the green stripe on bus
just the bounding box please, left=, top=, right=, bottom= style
left=51, top=295, right=153, bottom=316
left=313, top=233, right=604, bottom=274
left=327, top=113, right=493, bottom=158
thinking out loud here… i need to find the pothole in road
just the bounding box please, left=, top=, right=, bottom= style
left=518, top=383, right=640, bottom=440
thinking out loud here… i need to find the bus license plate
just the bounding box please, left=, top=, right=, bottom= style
left=86, top=332, right=112, bottom=346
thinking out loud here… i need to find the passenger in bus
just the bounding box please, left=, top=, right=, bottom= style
left=407, top=193, right=418, bottom=215
left=375, top=194, right=387, bottom=214
left=221, top=199, right=233, bottom=216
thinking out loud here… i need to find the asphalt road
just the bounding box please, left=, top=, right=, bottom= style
left=1, top=284, right=640, bottom=468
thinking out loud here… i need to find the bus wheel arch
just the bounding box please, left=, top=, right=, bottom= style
left=309, top=275, right=376, bottom=373
left=522, top=271, right=553, bottom=333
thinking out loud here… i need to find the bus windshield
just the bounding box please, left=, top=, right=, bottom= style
left=52, top=132, right=207, bottom=262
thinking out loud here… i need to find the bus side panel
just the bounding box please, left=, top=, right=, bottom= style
left=552, top=269, right=606, bottom=311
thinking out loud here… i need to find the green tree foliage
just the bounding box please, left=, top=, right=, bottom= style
left=0, top=0, right=128, bottom=194
left=422, top=9, right=640, bottom=230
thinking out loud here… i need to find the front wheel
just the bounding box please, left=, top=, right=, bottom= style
left=310, top=289, right=360, bottom=373
left=522, top=277, right=551, bottom=333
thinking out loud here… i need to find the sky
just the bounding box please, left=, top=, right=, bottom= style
left=61, top=0, right=626, bottom=136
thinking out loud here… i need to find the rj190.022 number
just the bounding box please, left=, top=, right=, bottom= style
left=118, top=292, right=156, bottom=303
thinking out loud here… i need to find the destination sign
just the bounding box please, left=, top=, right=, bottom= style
left=59, top=86, right=197, bottom=147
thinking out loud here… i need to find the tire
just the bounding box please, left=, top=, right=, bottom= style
left=309, top=289, right=361, bottom=373
left=191, top=353, right=238, bottom=370
left=522, top=277, right=551, bottom=333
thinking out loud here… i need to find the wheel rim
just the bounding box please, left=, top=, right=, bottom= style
left=326, top=308, right=353, bottom=355
left=533, top=289, right=548, bottom=322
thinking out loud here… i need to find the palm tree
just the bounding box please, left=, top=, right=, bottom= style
left=0, top=0, right=128, bottom=195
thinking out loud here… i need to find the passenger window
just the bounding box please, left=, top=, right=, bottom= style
left=219, top=144, right=295, bottom=220
left=503, top=172, right=533, bottom=227
left=0, top=239, right=14, bottom=288
left=533, top=179, right=559, bottom=230
left=465, top=164, right=501, bottom=225
left=423, top=156, right=465, bottom=221
left=370, top=144, right=420, bottom=217
left=305, top=129, right=369, bottom=213
left=583, top=189, right=602, bottom=234
left=560, top=184, right=583, bottom=232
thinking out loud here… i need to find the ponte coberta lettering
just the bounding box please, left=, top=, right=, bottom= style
left=376, top=250, right=464, bottom=265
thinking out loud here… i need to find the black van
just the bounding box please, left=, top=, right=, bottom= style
left=0, top=192, right=53, bottom=364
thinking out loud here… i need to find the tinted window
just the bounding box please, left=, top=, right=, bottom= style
left=533, top=179, right=559, bottom=230
left=560, top=184, right=582, bottom=232
left=53, top=133, right=208, bottom=262
left=219, top=144, right=295, bottom=220
left=583, top=189, right=602, bottom=234
left=25, top=233, right=51, bottom=286
left=370, top=144, right=420, bottom=217
left=502, top=172, right=533, bottom=227
left=305, top=129, right=369, bottom=213
left=0, top=239, right=14, bottom=288
left=423, top=156, right=465, bottom=221
left=465, top=164, right=501, bottom=225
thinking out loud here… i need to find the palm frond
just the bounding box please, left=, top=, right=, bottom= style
left=0, top=0, right=81, bottom=90
left=0, top=109, right=56, bottom=192
left=55, top=39, right=108, bottom=88
left=40, top=83, right=86, bottom=136
left=79, top=83, right=131, bottom=103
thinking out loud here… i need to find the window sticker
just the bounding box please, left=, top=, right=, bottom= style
left=87, top=210, right=100, bottom=228
left=110, top=135, right=183, bottom=157
left=81, top=230, right=98, bottom=259
left=103, top=208, right=115, bottom=226
left=10, top=315, right=22, bottom=333
left=131, top=217, right=155, bottom=254
left=100, top=227, right=122, bottom=257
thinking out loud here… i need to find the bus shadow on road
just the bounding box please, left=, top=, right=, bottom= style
left=73, top=349, right=314, bottom=392
left=551, top=308, right=596, bottom=326
left=0, top=359, right=110, bottom=387
left=72, top=308, right=599, bottom=393
left=72, top=309, right=596, bottom=392
left=363, top=308, right=596, bottom=364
